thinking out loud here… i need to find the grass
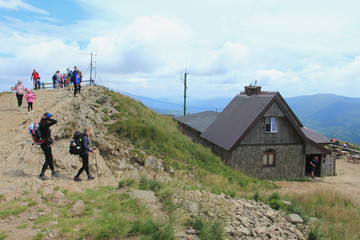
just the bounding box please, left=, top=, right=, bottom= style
left=282, top=190, right=360, bottom=240
left=0, top=198, right=35, bottom=218
left=34, top=185, right=158, bottom=239
left=0, top=231, right=7, bottom=240
left=106, top=89, right=275, bottom=195
left=186, top=216, right=225, bottom=240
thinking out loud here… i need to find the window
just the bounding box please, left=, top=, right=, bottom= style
left=263, top=149, right=275, bottom=167
left=265, top=117, right=278, bottom=133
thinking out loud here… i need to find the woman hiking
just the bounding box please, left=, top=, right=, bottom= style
left=74, top=127, right=96, bottom=181
left=39, top=112, right=59, bottom=180
left=11, top=79, right=26, bottom=111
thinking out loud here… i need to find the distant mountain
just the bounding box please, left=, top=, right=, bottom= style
left=286, top=94, right=360, bottom=145
left=136, top=93, right=360, bottom=145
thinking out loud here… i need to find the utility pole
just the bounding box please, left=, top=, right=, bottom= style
left=79, top=51, right=97, bottom=85
left=183, top=69, right=188, bottom=116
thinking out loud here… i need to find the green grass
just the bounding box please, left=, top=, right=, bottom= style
left=186, top=216, right=225, bottom=240
left=106, top=90, right=275, bottom=195
left=281, top=190, right=360, bottom=240
left=0, top=198, right=33, bottom=218
left=34, top=186, right=155, bottom=239
left=0, top=231, right=7, bottom=240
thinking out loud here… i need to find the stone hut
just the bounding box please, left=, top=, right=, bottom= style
left=174, top=86, right=335, bottom=179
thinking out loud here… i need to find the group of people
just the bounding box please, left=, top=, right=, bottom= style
left=52, top=66, right=82, bottom=97
left=11, top=66, right=84, bottom=113
left=38, top=112, right=96, bottom=182
left=11, top=80, right=36, bottom=114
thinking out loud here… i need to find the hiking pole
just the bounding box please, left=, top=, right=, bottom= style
left=93, top=152, right=100, bottom=185
left=10, top=89, right=13, bottom=108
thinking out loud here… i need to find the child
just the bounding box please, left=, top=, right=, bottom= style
left=25, top=88, right=36, bottom=114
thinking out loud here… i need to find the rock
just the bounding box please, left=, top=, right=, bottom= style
left=28, top=215, right=37, bottom=221
left=184, top=200, right=198, bottom=214
left=285, top=214, right=304, bottom=224
left=29, top=229, right=42, bottom=236
left=53, top=191, right=65, bottom=199
left=71, top=200, right=85, bottom=216
left=130, top=190, right=158, bottom=204
left=185, top=229, right=199, bottom=235
left=281, top=200, right=292, bottom=206
left=168, top=166, right=174, bottom=174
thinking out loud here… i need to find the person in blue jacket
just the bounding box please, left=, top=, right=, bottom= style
left=74, top=127, right=96, bottom=181
left=73, top=66, right=80, bottom=97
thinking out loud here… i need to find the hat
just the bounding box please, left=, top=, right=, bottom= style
left=17, top=80, right=22, bottom=83
left=27, top=88, right=32, bottom=92
left=46, top=113, right=52, bottom=118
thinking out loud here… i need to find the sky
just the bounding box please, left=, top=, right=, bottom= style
left=1, top=0, right=360, bottom=101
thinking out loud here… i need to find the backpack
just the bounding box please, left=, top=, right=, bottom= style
left=29, top=122, right=45, bottom=145
left=69, top=131, right=85, bottom=155
left=52, top=74, right=56, bottom=81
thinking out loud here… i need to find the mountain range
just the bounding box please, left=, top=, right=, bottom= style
left=137, top=94, right=360, bottom=145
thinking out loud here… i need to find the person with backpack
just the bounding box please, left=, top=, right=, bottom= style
left=25, top=88, right=36, bottom=114
left=66, top=68, right=73, bottom=91
left=73, top=66, right=80, bottom=97
left=11, top=79, right=26, bottom=111
left=39, top=112, right=59, bottom=180
left=74, top=126, right=96, bottom=182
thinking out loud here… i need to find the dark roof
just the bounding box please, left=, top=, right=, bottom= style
left=200, top=92, right=305, bottom=151
left=301, top=127, right=330, bottom=144
left=174, top=111, right=220, bottom=133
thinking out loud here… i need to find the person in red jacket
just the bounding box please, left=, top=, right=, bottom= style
left=31, top=69, right=40, bottom=90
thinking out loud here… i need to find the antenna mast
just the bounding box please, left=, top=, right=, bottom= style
left=79, top=51, right=97, bottom=85
left=182, top=69, right=188, bottom=116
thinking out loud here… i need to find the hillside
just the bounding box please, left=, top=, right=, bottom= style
left=0, top=86, right=359, bottom=239
left=286, top=94, right=360, bottom=144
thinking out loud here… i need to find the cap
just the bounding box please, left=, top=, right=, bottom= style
left=46, top=113, right=52, bottom=118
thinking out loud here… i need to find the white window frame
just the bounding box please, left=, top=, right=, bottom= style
left=265, top=117, right=278, bottom=133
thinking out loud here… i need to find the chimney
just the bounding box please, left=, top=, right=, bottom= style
left=244, top=85, right=262, bottom=96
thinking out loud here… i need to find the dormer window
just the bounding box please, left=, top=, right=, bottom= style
left=265, top=117, right=278, bottom=133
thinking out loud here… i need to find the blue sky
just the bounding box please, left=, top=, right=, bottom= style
left=1, top=0, right=360, bottom=100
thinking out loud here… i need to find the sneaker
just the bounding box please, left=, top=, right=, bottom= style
left=31, top=110, right=33, bottom=112
left=39, top=175, right=47, bottom=181
left=88, top=175, right=95, bottom=180
left=28, top=112, right=30, bottom=114
left=74, top=176, right=82, bottom=182
left=19, top=107, right=22, bottom=111
left=52, top=171, right=60, bottom=178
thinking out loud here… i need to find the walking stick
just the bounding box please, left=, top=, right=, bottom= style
left=93, top=152, right=100, bottom=185
left=10, top=89, right=13, bottom=108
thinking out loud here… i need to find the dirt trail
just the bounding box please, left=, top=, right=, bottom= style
left=275, top=157, right=360, bottom=207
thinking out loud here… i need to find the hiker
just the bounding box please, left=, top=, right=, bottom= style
left=74, top=126, right=96, bottom=181
left=66, top=68, right=73, bottom=91
left=39, top=112, right=59, bottom=180
left=73, top=66, right=80, bottom=97
left=62, top=73, right=67, bottom=88
left=310, top=156, right=318, bottom=179
left=78, top=71, right=83, bottom=94
left=11, top=80, right=26, bottom=111
left=25, top=88, right=36, bottom=114
left=31, top=69, right=40, bottom=90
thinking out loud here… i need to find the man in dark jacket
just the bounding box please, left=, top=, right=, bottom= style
left=39, top=112, right=59, bottom=180
left=74, top=126, right=96, bottom=181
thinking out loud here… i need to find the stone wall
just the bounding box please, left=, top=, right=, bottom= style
left=230, top=144, right=305, bottom=179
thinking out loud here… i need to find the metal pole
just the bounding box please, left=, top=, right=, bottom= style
left=184, top=71, right=187, bottom=116
left=93, top=153, right=100, bottom=185
left=90, top=53, right=93, bottom=85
